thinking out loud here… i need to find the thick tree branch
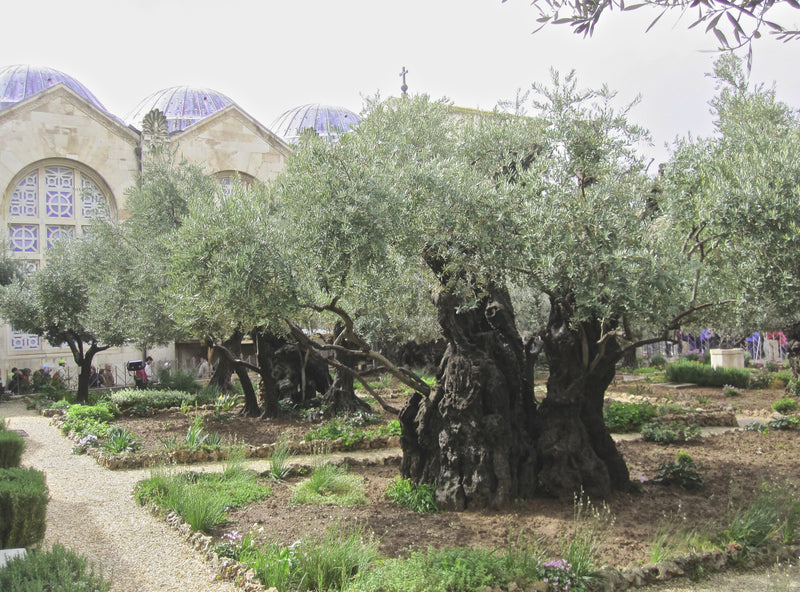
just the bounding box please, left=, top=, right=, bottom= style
left=284, top=318, right=401, bottom=413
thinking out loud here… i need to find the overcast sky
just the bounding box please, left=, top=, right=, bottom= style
left=2, top=0, right=798, bottom=163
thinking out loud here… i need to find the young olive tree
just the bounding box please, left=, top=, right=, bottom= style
left=664, top=55, right=800, bottom=370
left=0, top=239, right=123, bottom=403
left=164, top=179, right=305, bottom=417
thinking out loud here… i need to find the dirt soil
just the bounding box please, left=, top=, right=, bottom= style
left=111, top=378, right=800, bottom=571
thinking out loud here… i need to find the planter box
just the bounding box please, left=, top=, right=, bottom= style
left=710, top=348, right=745, bottom=369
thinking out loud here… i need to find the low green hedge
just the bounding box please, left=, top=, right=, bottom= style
left=665, top=361, right=750, bottom=388
left=0, top=430, right=26, bottom=468
left=0, top=544, right=111, bottom=592
left=0, top=467, right=48, bottom=549
left=110, top=388, right=213, bottom=410
left=604, top=401, right=658, bottom=433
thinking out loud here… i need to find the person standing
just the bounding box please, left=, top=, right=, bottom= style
left=52, top=360, right=67, bottom=382
left=144, top=356, right=157, bottom=384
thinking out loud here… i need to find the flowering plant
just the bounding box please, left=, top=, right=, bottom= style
left=536, top=559, right=583, bottom=592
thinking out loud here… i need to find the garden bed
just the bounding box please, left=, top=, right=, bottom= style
left=39, top=379, right=800, bottom=589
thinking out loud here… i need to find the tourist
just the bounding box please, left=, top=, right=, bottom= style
left=103, top=364, right=115, bottom=387
left=52, top=359, right=67, bottom=382
left=88, top=366, right=101, bottom=388
left=6, top=368, right=20, bottom=394
left=145, top=356, right=157, bottom=384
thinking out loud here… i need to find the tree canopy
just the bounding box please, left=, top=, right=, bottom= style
left=513, top=0, right=800, bottom=57
left=664, top=54, right=800, bottom=341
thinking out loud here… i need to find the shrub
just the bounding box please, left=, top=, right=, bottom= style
left=303, top=417, right=399, bottom=450
left=767, top=416, right=800, bottom=430
left=653, top=451, right=704, bottom=490
left=64, top=402, right=115, bottom=423
left=291, top=463, right=366, bottom=506
left=723, top=385, right=742, bottom=397
left=772, top=398, right=799, bottom=414
left=603, top=401, right=658, bottom=433
left=787, top=379, right=800, bottom=398
left=385, top=476, right=438, bottom=512
left=0, top=430, right=25, bottom=468
left=102, top=426, right=142, bottom=454
left=157, top=367, right=200, bottom=394
left=0, top=544, right=111, bottom=592
left=110, top=388, right=203, bottom=410
left=0, top=467, right=48, bottom=548
left=665, top=361, right=749, bottom=388
left=640, top=422, right=701, bottom=444
left=648, top=355, right=667, bottom=368
left=36, top=381, right=71, bottom=403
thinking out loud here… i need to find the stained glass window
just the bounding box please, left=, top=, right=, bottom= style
left=8, top=172, right=38, bottom=217
left=46, top=225, right=74, bottom=248
left=80, top=178, right=108, bottom=219
left=45, top=167, right=74, bottom=218
left=8, top=224, right=38, bottom=253
left=10, top=330, right=40, bottom=351
left=5, top=162, right=114, bottom=266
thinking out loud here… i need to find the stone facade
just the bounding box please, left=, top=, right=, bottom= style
left=0, top=82, right=292, bottom=383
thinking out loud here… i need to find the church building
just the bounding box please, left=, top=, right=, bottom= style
left=0, top=64, right=360, bottom=381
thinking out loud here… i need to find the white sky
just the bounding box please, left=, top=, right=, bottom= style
left=2, top=0, right=798, bottom=163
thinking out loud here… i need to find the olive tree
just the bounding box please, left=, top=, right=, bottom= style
left=275, top=75, right=701, bottom=508
left=164, top=178, right=303, bottom=417
left=0, top=239, right=123, bottom=403
left=664, top=55, right=800, bottom=370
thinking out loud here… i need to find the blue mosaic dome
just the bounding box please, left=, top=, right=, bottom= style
left=126, top=86, right=234, bottom=133
left=270, top=103, right=360, bottom=144
left=0, top=64, right=109, bottom=113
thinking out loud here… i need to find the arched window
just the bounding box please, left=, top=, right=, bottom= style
left=4, top=161, right=116, bottom=352
left=215, top=170, right=256, bottom=196
left=6, top=161, right=115, bottom=267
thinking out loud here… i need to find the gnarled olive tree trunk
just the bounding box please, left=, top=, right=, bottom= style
left=400, top=286, right=538, bottom=510
left=534, top=298, right=629, bottom=499
left=322, top=335, right=372, bottom=416
left=255, top=330, right=282, bottom=419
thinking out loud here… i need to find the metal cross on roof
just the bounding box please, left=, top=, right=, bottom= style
left=400, top=66, right=409, bottom=96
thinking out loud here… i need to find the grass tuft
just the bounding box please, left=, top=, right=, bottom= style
left=291, top=463, right=367, bottom=506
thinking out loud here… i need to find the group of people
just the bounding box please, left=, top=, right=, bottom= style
left=87, top=364, right=116, bottom=389
left=2, top=360, right=119, bottom=395
left=4, top=360, right=69, bottom=394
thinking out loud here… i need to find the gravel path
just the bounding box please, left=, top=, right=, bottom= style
left=3, top=397, right=241, bottom=592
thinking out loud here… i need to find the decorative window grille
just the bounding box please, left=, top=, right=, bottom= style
left=10, top=330, right=40, bottom=351
left=80, top=178, right=108, bottom=219
left=8, top=172, right=38, bottom=217
left=45, top=167, right=74, bottom=218
left=8, top=224, right=38, bottom=253
left=46, top=225, right=74, bottom=248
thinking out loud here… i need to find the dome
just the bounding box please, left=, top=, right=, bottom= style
left=270, top=103, right=360, bottom=144
left=0, top=64, right=109, bottom=113
left=126, top=86, right=234, bottom=133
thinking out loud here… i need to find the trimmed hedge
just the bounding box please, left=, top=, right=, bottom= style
left=665, top=361, right=750, bottom=388
left=0, top=430, right=26, bottom=468
left=109, top=388, right=213, bottom=410
left=0, top=467, right=49, bottom=549
left=0, top=544, right=111, bottom=592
